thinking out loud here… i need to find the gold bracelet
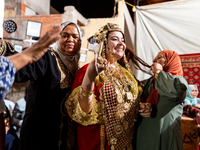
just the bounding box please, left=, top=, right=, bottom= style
left=80, top=87, right=93, bottom=97
left=154, top=69, right=162, bottom=79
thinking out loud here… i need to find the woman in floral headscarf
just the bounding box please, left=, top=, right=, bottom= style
left=134, top=50, right=188, bottom=150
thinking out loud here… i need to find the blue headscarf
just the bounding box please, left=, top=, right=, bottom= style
left=184, top=84, right=199, bottom=106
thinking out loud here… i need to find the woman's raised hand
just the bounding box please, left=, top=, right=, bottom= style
left=96, top=56, right=110, bottom=74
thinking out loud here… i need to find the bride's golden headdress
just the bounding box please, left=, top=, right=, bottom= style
left=93, top=23, right=123, bottom=57
left=93, top=23, right=123, bottom=43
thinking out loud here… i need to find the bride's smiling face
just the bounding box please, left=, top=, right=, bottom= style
left=105, top=31, right=126, bottom=63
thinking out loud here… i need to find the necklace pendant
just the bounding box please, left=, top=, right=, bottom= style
left=123, top=121, right=129, bottom=130
left=124, top=86, right=129, bottom=92
left=114, top=124, right=123, bottom=134
left=116, top=110, right=124, bottom=119
left=126, top=92, right=133, bottom=100
left=124, top=102, right=131, bottom=111
left=110, top=137, right=117, bottom=145
left=117, top=93, right=123, bottom=103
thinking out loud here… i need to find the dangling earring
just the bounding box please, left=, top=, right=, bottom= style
left=106, top=46, right=114, bottom=63
left=102, top=46, right=106, bottom=59
left=123, top=53, right=132, bottom=74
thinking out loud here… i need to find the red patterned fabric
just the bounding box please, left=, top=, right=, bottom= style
left=179, top=53, right=200, bottom=98
left=71, top=64, right=109, bottom=150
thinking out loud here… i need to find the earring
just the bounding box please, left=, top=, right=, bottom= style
left=123, top=54, right=132, bottom=74
left=107, top=46, right=114, bottom=63
left=102, top=46, right=106, bottom=59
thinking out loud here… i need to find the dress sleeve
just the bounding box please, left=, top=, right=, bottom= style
left=14, top=50, right=50, bottom=82
left=155, top=71, right=188, bottom=102
left=65, top=64, right=100, bottom=126
left=0, top=56, right=16, bottom=101
left=66, top=86, right=99, bottom=126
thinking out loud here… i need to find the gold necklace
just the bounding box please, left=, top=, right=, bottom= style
left=100, top=63, right=137, bottom=120
left=99, top=63, right=141, bottom=149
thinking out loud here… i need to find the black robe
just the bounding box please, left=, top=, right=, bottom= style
left=15, top=49, right=74, bottom=150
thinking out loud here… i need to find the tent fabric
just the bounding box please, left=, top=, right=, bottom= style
left=134, top=0, right=200, bottom=80
left=123, top=1, right=135, bottom=52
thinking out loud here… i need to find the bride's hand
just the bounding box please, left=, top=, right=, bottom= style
left=96, top=56, right=110, bottom=74
left=139, top=103, right=152, bottom=118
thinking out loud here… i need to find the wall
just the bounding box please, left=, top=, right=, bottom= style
left=23, top=0, right=50, bottom=15
left=3, top=14, right=62, bottom=48
left=0, top=0, right=4, bottom=38
left=4, top=14, right=62, bottom=102
left=4, top=0, right=49, bottom=17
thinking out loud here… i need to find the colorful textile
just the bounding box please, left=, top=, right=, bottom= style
left=69, top=64, right=110, bottom=150
left=67, top=63, right=141, bottom=150
left=179, top=53, right=200, bottom=98
left=0, top=56, right=16, bottom=101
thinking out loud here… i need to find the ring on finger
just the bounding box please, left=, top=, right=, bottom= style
left=146, top=104, right=152, bottom=111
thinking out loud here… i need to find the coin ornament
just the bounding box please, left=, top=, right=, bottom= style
left=114, top=124, right=123, bottom=135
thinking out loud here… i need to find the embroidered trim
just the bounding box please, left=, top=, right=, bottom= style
left=50, top=48, right=73, bottom=89
left=100, top=125, right=105, bottom=150
left=65, top=86, right=100, bottom=126
left=0, top=40, right=7, bottom=56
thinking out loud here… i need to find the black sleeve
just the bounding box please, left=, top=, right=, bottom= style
left=14, top=50, right=50, bottom=82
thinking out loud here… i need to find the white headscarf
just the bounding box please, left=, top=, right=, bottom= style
left=53, top=21, right=82, bottom=77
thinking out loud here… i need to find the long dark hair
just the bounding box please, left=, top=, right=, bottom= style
left=118, top=48, right=152, bottom=75
left=128, top=49, right=152, bottom=75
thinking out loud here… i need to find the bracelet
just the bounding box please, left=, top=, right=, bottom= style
left=80, top=87, right=93, bottom=97
left=154, top=69, right=162, bottom=79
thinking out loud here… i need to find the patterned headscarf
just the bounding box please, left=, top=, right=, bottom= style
left=53, top=21, right=82, bottom=77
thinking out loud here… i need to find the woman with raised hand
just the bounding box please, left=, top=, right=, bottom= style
left=135, top=50, right=188, bottom=150
left=0, top=25, right=61, bottom=150
left=66, top=23, right=152, bottom=150
left=14, top=21, right=81, bottom=150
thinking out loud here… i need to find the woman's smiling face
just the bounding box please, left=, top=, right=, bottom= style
left=105, top=31, right=126, bottom=63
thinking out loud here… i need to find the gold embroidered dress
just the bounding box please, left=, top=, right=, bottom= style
left=66, top=63, right=143, bottom=150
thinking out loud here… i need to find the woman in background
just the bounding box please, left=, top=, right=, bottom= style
left=184, top=84, right=200, bottom=109
left=135, top=50, right=188, bottom=150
